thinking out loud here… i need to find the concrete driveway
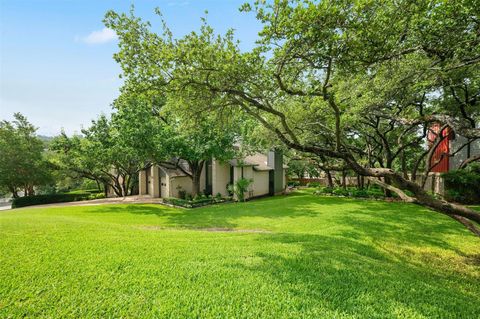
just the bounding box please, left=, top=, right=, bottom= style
left=2, top=195, right=164, bottom=210
left=0, top=202, right=11, bottom=211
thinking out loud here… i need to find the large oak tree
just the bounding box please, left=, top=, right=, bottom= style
left=105, top=0, right=480, bottom=235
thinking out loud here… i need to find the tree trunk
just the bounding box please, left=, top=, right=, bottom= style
left=112, top=178, right=123, bottom=197
left=28, top=185, right=35, bottom=196
left=326, top=170, right=333, bottom=187
left=384, top=160, right=393, bottom=197
left=103, top=182, right=109, bottom=197
left=121, top=174, right=127, bottom=198
left=348, top=160, right=480, bottom=236
left=400, top=150, right=409, bottom=179
left=341, top=170, right=347, bottom=189
left=9, top=187, right=18, bottom=198
left=383, top=176, right=393, bottom=197
left=188, top=160, right=205, bottom=197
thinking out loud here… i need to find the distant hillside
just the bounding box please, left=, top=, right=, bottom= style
left=37, top=135, right=54, bottom=146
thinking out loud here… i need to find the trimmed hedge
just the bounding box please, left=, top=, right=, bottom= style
left=163, top=197, right=228, bottom=208
left=12, top=193, right=105, bottom=208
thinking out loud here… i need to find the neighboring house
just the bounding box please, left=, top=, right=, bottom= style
left=139, top=150, right=287, bottom=199
left=427, top=123, right=480, bottom=172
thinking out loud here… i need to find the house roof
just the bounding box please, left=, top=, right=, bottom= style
left=159, top=160, right=190, bottom=177
left=159, top=153, right=287, bottom=177
left=229, top=153, right=288, bottom=171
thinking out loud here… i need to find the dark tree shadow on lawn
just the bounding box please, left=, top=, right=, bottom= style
left=86, top=191, right=319, bottom=229
left=88, top=193, right=477, bottom=250
left=229, top=232, right=480, bottom=318
left=84, top=193, right=480, bottom=317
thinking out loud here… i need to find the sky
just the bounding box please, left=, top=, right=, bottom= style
left=0, top=0, right=262, bottom=136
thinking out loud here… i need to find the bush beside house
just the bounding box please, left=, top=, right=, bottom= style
left=442, top=164, right=480, bottom=204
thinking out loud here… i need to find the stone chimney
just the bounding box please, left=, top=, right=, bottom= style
left=267, top=149, right=284, bottom=193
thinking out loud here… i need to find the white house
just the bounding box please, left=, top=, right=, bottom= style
left=138, top=150, right=286, bottom=199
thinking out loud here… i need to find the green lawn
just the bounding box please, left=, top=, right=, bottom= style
left=1, top=190, right=479, bottom=318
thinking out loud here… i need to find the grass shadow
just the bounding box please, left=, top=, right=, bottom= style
left=229, top=231, right=480, bottom=318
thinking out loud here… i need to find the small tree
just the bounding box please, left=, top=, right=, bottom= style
left=50, top=97, right=158, bottom=197
left=153, top=99, right=240, bottom=196
left=233, top=178, right=253, bottom=202
left=0, top=113, right=53, bottom=197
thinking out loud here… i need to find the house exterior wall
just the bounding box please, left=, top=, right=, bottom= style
left=449, top=136, right=480, bottom=171
left=242, top=166, right=254, bottom=180
left=138, top=152, right=286, bottom=199
left=212, top=160, right=230, bottom=196
left=233, top=166, right=242, bottom=182
left=251, top=170, right=269, bottom=197
left=168, top=164, right=207, bottom=198
left=170, top=176, right=192, bottom=198
left=427, top=123, right=451, bottom=173
left=139, top=170, right=147, bottom=195
left=199, top=164, right=206, bottom=194
left=148, top=166, right=160, bottom=197
left=159, top=168, right=168, bottom=198
left=422, top=173, right=445, bottom=195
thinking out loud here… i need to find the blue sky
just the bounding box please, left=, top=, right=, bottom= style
left=0, top=0, right=261, bottom=135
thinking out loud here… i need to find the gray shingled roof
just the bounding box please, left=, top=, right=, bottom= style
left=229, top=153, right=274, bottom=171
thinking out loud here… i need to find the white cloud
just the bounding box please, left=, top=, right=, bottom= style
left=77, top=27, right=117, bottom=44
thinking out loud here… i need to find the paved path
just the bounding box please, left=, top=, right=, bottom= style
left=0, top=202, right=11, bottom=211
left=2, top=196, right=164, bottom=211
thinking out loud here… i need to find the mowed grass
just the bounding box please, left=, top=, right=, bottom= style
left=0, top=190, right=479, bottom=318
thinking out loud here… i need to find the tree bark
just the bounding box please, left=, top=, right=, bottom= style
left=341, top=170, right=347, bottom=189
left=459, top=154, right=480, bottom=169
left=188, top=160, right=205, bottom=197
left=9, top=187, right=18, bottom=198
left=103, top=182, right=108, bottom=197
left=326, top=170, right=333, bottom=187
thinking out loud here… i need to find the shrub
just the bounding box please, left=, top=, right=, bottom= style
left=36, top=185, right=57, bottom=195
left=442, top=166, right=480, bottom=204
left=67, top=189, right=101, bottom=195
left=320, top=186, right=334, bottom=194
left=332, top=188, right=349, bottom=196
left=366, top=188, right=385, bottom=199
left=178, top=189, right=186, bottom=200
left=233, top=178, right=253, bottom=202
left=163, top=196, right=229, bottom=208
left=88, top=193, right=106, bottom=200
left=315, top=186, right=383, bottom=199
left=306, top=181, right=321, bottom=188
left=12, top=193, right=92, bottom=208
left=226, top=184, right=234, bottom=196
left=351, top=189, right=369, bottom=198
left=288, top=181, right=301, bottom=187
